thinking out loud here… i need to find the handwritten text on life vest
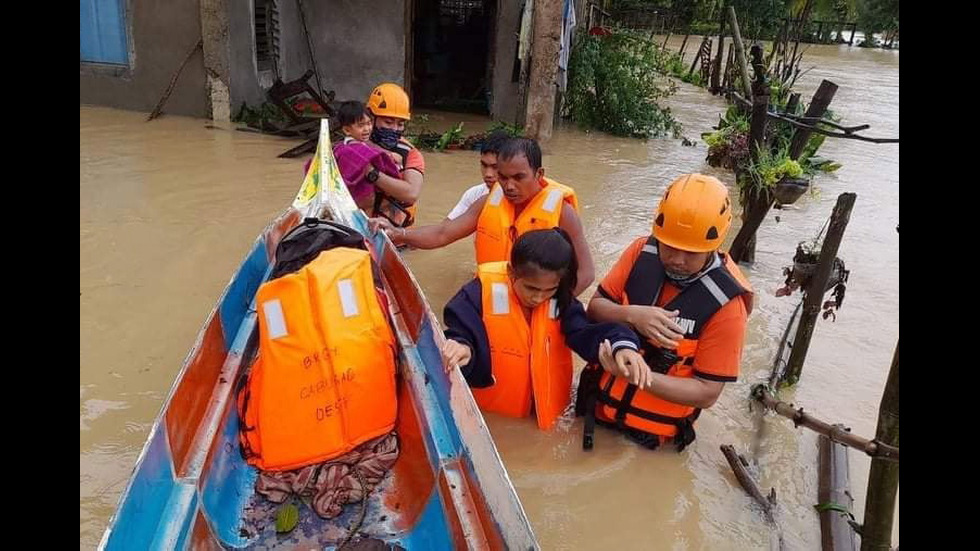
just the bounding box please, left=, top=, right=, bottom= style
left=298, top=368, right=356, bottom=400
left=316, top=396, right=350, bottom=421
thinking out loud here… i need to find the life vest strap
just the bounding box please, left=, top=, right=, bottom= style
left=595, top=381, right=702, bottom=452
left=371, top=191, right=414, bottom=228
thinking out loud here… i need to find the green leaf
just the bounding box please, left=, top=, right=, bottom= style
left=275, top=503, right=299, bottom=534
left=433, top=122, right=465, bottom=151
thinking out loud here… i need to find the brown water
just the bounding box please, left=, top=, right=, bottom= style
left=80, top=40, right=897, bottom=549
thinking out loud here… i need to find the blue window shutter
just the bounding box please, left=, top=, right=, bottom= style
left=80, top=0, right=129, bottom=65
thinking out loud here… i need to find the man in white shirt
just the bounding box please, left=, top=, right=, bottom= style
left=445, top=131, right=510, bottom=220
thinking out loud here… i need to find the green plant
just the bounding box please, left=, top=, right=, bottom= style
left=804, top=156, right=842, bottom=173
left=565, top=30, right=681, bottom=139
left=857, top=35, right=880, bottom=47
left=486, top=121, right=525, bottom=137
left=703, top=106, right=751, bottom=170
left=856, top=0, right=898, bottom=45
left=233, top=102, right=291, bottom=128
left=768, top=80, right=794, bottom=112
left=763, top=105, right=843, bottom=176
left=680, top=70, right=706, bottom=87
left=661, top=52, right=688, bottom=78
left=434, top=122, right=465, bottom=151
left=406, top=132, right=442, bottom=150
left=740, top=144, right=804, bottom=197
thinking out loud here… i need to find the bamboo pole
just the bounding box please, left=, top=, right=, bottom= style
left=721, top=445, right=786, bottom=550
left=750, top=385, right=899, bottom=462
left=147, top=39, right=203, bottom=122
left=818, top=435, right=858, bottom=551
left=789, top=79, right=839, bottom=158
left=723, top=42, right=735, bottom=91
left=769, top=300, right=803, bottom=388
left=688, top=36, right=709, bottom=77
left=711, top=8, right=727, bottom=93
left=727, top=5, right=753, bottom=100
left=785, top=92, right=801, bottom=115
left=721, top=444, right=777, bottom=523
left=860, top=342, right=900, bottom=551
left=678, top=32, right=691, bottom=60
left=784, top=193, right=855, bottom=384
left=728, top=80, right=770, bottom=265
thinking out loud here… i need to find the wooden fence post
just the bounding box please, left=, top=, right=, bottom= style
left=860, top=342, right=900, bottom=551
left=789, top=80, right=839, bottom=160
left=784, top=193, right=857, bottom=384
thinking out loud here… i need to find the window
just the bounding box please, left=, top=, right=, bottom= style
left=254, top=0, right=281, bottom=75
left=80, top=0, right=130, bottom=65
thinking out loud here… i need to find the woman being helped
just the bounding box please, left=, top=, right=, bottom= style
left=441, top=228, right=650, bottom=430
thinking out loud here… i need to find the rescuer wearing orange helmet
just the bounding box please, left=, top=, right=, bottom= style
left=363, top=82, right=425, bottom=227
left=577, top=174, right=754, bottom=452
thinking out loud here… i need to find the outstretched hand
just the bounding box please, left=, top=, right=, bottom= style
left=598, top=339, right=653, bottom=389
left=441, top=339, right=472, bottom=374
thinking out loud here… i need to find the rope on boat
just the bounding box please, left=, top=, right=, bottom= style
left=337, top=467, right=370, bottom=550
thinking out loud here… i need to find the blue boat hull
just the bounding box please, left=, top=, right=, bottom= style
left=99, top=123, right=536, bottom=550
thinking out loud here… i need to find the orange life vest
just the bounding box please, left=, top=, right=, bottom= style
left=474, top=178, right=579, bottom=264
left=238, top=247, right=398, bottom=471
left=585, top=237, right=753, bottom=451
left=470, top=261, right=573, bottom=430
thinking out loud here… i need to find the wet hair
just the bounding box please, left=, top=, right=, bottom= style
left=510, top=228, right=578, bottom=313
left=479, top=130, right=511, bottom=155
left=497, top=137, right=542, bottom=171
left=337, top=100, right=370, bottom=127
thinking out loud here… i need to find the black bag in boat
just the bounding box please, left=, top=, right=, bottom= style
left=270, top=217, right=368, bottom=279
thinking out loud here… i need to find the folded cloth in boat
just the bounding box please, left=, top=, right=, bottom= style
left=332, top=142, right=402, bottom=204
left=255, top=432, right=399, bottom=519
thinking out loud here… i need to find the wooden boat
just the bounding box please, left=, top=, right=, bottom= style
left=99, top=121, right=536, bottom=550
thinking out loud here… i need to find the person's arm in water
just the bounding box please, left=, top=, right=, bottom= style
left=597, top=340, right=726, bottom=409
left=369, top=194, right=486, bottom=249
left=560, top=298, right=648, bottom=374
left=557, top=202, right=595, bottom=296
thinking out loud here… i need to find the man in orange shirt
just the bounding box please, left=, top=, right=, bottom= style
left=370, top=138, right=594, bottom=296
left=578, top=173, right=753, bottom=452
left=364, top=83, right=426, bottom=227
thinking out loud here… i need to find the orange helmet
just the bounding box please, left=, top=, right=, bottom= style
left=366, top=83, right=411, bottom=120
left=652, top=174, right=733, bottom=253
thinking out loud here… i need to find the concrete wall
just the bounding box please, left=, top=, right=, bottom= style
left=201, top=0, right=231, bottom=121
left=490, top=0, right=522, bottom=124
left=80, top=0, right=208, bottom=117
left=227, top=0, right=407, bottom=113
left=309, top=0, right=407, bottom=103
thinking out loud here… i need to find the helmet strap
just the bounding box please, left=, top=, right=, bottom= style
left=664, top=252, right=721, bottom=287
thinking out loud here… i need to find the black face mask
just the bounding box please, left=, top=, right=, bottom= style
left=665, top=253, right=721, bottom=288
left=371, top=126, right=403, bottom=150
